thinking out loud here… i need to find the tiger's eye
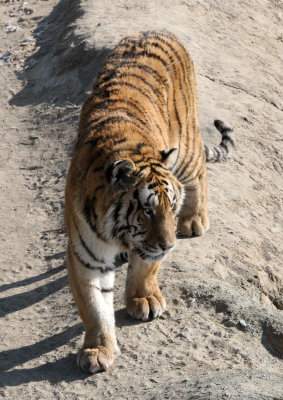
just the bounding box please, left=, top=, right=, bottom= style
left=144, top=208, right=153, bottom=217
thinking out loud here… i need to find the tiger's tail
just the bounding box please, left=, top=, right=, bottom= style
left=204, top=120, right=235, bottom=162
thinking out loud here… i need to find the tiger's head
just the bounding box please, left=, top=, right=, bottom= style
left=104, top=149, right=184, bottom=263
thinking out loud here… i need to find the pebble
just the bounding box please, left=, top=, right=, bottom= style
left=6, top=24, right=18, bottom=33
left=177, top=332, right=188, bottom=339
left=24, top=7, right=34, bottom=15
left=270, top=226, right=280, bottom=233
left=238, top=319, right=247, bottom=329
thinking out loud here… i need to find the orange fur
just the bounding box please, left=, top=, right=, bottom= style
left=64, top=31, right=229, bottom=373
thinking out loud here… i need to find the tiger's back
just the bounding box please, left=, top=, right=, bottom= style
left=77, top=30, right=203, bottom=177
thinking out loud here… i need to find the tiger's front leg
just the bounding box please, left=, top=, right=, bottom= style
left=67, top=243, right=119, bottom=374
left=125, top=251, right=166, bottom=321
left=177, top=166, right=209, bottom=237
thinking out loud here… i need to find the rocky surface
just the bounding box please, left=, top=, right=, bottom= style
left=0, top=0, right=282, bottom=399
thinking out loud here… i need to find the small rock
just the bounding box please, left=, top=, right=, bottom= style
left=24, top=7, right=34, bottom=14
left=177, top=332, right=188, bottom=339
left=6, top=24, right=18, bottom=33
left=238, top=319, right=247, bottom=329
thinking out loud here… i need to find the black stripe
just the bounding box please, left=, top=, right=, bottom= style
left=175, top=157, right=188, bottom=179
left=85, top=97, right=163, bottom=139
left=126, top=201, right=134, bottom=223
left=103, top=80, right=165, bottom=118
left=150, top=163, right=169, bottom=172
left=72, top=247, right=114, bottom=273
left=148, top=182, right=159, bottom=189
left=85, top=113, right=146, bottom=132
left=84, top=196, right=98, bottom=219
left=84, top=197, right=98, bottom=223
left=91, top=98, right=146, bottom=120
left=144, top=38, right=185, bottom=127
left=83, top=199, right=107, bottom=242
left=101, top=288, right=114, bottom=293
left=150, top=162, right=165, bottom=169
left=119, top=63, right=167, bottom=88
left=137, top=50, right=171, bottom=73
left=114, top=138, right=128, bottom=146
left=132, top=230, right=147, bottom=237
left=84, top=129, right=148, bottom=152
left=86, top=107, right=148, bottom=131
left=73, top=220, right=106, bottom=264
left=174, top=122, right=197, bottom=178
left=145, top=193, right=155, bottom=206
left=155, top=35, right=187, bottom=85
left=114, top=201, right=122, bottom=222
left=151, top=36, right=191, bottom=172
left=117, top=72, right=164, bottom=104
left=92, top=286, right=114, bottom=293
left=221, top=143, right=229, bottom=153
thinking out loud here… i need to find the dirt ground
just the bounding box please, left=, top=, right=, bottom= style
left=0, top=0, right=282, bottom=399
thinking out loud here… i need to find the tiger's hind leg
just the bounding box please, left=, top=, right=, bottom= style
left=67, top=243, right=119, bottom=374
left=177, top=166, right=209, bottom=237
left=125, top=252, right=166, bottom=321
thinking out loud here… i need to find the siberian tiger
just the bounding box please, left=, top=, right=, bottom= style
left=65, top=31, right=234, bottom=374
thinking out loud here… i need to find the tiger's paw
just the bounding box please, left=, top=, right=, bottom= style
left=126, top=294, right=166, bottom=321
left=177, top=214, right=209, bottom=237
left=77, top=347, right=115, bottom=374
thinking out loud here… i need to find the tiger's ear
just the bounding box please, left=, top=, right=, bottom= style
left=160, top=148, right=177, bottom=168
left=105, top=159, right=136, bottom=191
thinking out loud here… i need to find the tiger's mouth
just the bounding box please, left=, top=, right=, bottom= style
left=136, top=246, right=173, bottom=262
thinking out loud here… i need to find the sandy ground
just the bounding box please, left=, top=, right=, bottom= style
left=0, top=0, right=282, bottom=399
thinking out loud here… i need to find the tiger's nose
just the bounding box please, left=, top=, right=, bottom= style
left=159, top=243, right=175, bottom=252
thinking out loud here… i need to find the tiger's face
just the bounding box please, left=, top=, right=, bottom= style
left=105, top=158, right=184, bottom=263
left=129, top=178, right=183, bottom=262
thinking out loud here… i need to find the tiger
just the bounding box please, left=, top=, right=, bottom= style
left=65, top=30, right=234, bottom=374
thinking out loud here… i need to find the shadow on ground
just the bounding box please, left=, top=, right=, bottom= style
left=0, top=323, right=83, bottom=374
left=0, top=267, right=68, bottom=318
left=0, top=264, right=65, bottom=293
left=10, top=0, right=111, bottom=107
